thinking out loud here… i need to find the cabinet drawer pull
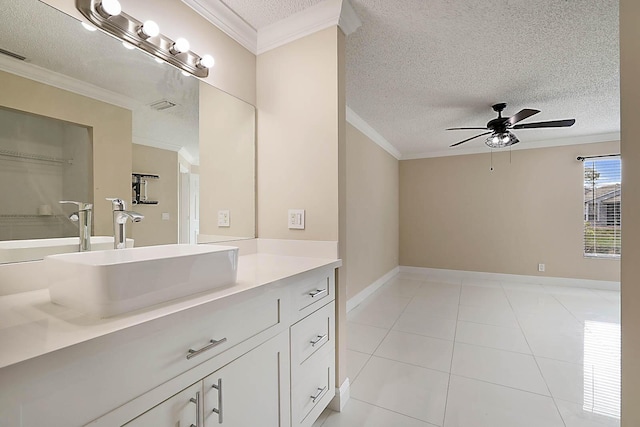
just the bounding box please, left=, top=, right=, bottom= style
left=189, top=391, right=201, bottom=427
left=310, top=334, right=328, bottom=347
left=308, top=288, right=327, bottom=298
left=310, top=386, right=328, bottom=403
left=212, top=378, right=223, bottom=424
left=186, top=338, right=227, bottom=360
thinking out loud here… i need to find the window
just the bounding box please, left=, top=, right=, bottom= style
left=583, top=156, right=621, bottom=257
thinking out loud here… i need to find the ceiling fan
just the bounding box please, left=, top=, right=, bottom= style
left=447, top=103, right=576, bottom=148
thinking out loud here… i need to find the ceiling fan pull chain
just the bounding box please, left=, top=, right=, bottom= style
left=490, top=148, right=494, bottom=171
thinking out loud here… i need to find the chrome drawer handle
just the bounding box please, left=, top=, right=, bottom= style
left=186, top=338, right=227, bottom=360
left=308, top=288, right=327, bottom=298
left=310, top=386, right=328, bottom=403
left=310, top=334, right=328, bottom=347
left=212, top=378, right=223, bottom=424
left=189, top=391, right=201, bottom=427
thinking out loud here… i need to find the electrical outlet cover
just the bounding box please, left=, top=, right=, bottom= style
left=288, top=209, right=305, bottom=230
left=218, top=210, right=230, bottom=227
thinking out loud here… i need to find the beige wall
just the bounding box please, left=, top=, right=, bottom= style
left=131, top=144, right=178, bottom=246
left=199, top=81, right=255, bottom=239
left=257, top=26, right=347, bottom=387
left=256, top=27, right=341, bottom=240
left=620, top=0, right=639, bottom=424
left=346, top=124, right=399, bottom=299
left=400, top=141, right=620, bottom=282
left=0, top=70, right=131, bottom=236
left=41, top=0, right=256, bottom=105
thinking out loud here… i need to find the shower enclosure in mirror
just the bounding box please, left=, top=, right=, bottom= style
left=0, top=0, right=256, bottom=264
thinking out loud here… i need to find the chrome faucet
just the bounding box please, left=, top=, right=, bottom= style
left=59, top=200, right=93, bottom=252
left=107, top=198, right=144, bottom=249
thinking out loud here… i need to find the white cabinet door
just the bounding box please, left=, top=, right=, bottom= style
left=203, top=332, right=290, bottom=427
left=124, top=382, right=202, bottom=427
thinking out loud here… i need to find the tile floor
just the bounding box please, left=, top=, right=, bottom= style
left=313, top=273, right=621, bottom=427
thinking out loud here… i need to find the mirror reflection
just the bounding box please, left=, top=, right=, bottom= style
left=0, top=0, right=255, bottom=264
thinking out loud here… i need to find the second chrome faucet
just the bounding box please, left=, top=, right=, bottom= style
left=107, top=198, right=144, bottom=249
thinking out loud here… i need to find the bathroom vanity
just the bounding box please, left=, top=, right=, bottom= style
left=0, top=252, right=340, bottom=427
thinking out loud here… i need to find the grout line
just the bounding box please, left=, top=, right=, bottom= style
left=441, top=278, right=463, bottom=426
left=349, top=397, right=441, bottom=426
left=500, top=281, right=568, bottom=427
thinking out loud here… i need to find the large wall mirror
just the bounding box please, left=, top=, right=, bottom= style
left=0, top=0, right=256, bottom=264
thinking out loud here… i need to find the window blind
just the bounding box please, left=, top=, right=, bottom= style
left=583, top=156, right=621, bottom=257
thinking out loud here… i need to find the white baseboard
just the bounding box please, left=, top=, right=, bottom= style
left=347, top=266, right=400, bottom=312
left=399, top=266, right=620, bottom=291
left=328, top=377, right=350, bottom=412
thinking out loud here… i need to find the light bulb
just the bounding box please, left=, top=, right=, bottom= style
left=81, top=22, right=97, bottom=32
left=98, top=0, right=121, bottom=17
left=138, top=20, right=159, bottom=39
left=154, top=57, right=164, bottom=64
left=181, top=70, right=191, bottom=77
left=170, top=38, right=190, bottom=54
left=122, top=41, right=135, bottom=50
left=197, top=54, right=215, bottom=69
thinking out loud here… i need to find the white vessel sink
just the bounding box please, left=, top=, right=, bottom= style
left=46, top=244, right=239, bottom=317
left=0, top=236, right=134, bottom=264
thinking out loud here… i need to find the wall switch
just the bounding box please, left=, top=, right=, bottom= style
left=538, top=263, right=545, bottom=272
left=288, top=209, right=305, bottom=230
left=218, top=210, right=230, bottom=227
left=161, top=212, right=170, bottom=221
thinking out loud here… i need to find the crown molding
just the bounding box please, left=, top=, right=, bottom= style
left=257, top=0, right=361, bottom=54
left=346, top=106, right=402, bottom=160
left=401, top=132, right=622, bottom=160
left=339, top=0, right=362, bottom=36
left=180, top=0, right=257, bottom=53
left=0, top=55, right=138, bottom=111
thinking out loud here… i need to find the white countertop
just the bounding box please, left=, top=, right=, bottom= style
left=0, top=253, right=341, bottom=370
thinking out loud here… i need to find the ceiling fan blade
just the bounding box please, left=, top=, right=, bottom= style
left=449, top=131, right=492, bottom=147
left=512, top=119, right=576, bottom=129
left=509, top=109, right=540, bottom=125
left=446, top=127, right=488, bottom=130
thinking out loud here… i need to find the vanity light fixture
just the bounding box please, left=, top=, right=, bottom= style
left=76, top=0, right=214, bottom=78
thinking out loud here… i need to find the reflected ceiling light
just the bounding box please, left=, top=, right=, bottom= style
left=197, top=54, right=215, bottom=69
left=170, top=38, right=190, bottom=55
left=81, top=22, right=97, bottom=32
left=76, top=0, right=212, bottom=78
left=97, top=0, right=121, bottom=18
left=137, top=20, right=159, bottom=39
left=485, top=131, right=519, bottom=149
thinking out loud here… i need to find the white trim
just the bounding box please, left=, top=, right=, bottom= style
left=328, top=377, right=350, bottom=412
left=0, top=55, right=137, bottom=111
left=180, top=0, right=257, bottom=53
left=402, top=132, right=622, bottom=160
left=132, top=136, right=182, bottom=152
left=257, top=0, right=342, bottom=55
left=346, top=107, right=402, bottom=160
left=346, top=266, right=400, bottom=312
left=399, top=266, right=620, bottom=291
left=178, top=147, right=198, bottom=165
left=338, top=0, right=362, bottom=36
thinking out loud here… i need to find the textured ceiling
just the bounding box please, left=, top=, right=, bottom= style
left=224, top=0, right=620, bottom=157
left=0, top=0, right=199, bottom=160
left=220, top=0, right=325, bottom=30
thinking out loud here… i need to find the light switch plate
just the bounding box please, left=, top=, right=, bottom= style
left=288, top=209, right=305, bottom=230
left=218, top=210, right=230, bottom=227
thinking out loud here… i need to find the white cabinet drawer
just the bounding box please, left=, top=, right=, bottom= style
left=123, top=381, right=201, bottom=427
left=290, top=301, right=334, bottom=370
left=291, top=351, right=335, bottom=427
left=292, top=271, right=334, bottom=321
